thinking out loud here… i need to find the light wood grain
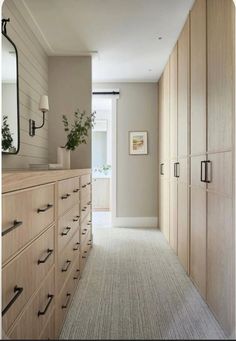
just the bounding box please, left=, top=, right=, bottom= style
left=9, top=268, right=55, bottom=340
left=169, top=45, right=178, bottom=160
left=39, top=309, right=55, bottom=340
left=158, top=75, right=164, bottom=163
left=177, top=17, right=189, bottom=158
left=177, top=181, right=188, bottom=272
left=2, top=225, right=54, bottom=332
left=190, top=0, right=206, bottom=155
left=169, top=176, right=178, bottom=253
left=207, top=0, right=234, bottom=153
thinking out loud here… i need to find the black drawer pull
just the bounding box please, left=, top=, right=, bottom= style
left=61, top=193, right=71, bottom=200
left=87, top=222, right=91, bottom=226
left=201, top=161, right=206, bottom=182
left=82, top=185, right=86, bottom=188
left=61, top=226, right=71, bottom=236
left=73, top=217, right=79, bottom=222
left=82, top=232, right=86, bottom=235
left=2, top=286, right=23, bottom=316
left=87, top=201, right=91, bottom=205
left=176, top=162, right=180, bottom=178
left=38, top=294, right=54, bottom=316
left=38, top=249, right=53, bottom=265
left=73, top=269, right=80, bottom=280
left=160, top=163, right=164, bottom=175
left=73, top=242, right=80, bottom=251
left=205, top=160, right=212, bottom=183
left=2, top=220, right=23, bottom=237
left=82, top=256, right=87, bottom=259
left=87, top=243, right=91, bottom=246
left=87, top=182, right=91, bottom=185
left=37, top=204, right=53, bottom=213
left=62, top=293, right=71, bottom=309
left=61, top=260, right=71, bottom=272
left=73, top=188, right=80, bottom=193
left=82, top=208, right=86, bottom=212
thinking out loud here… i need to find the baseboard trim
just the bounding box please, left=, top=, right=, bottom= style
left=112, top=217, right=158, bottom=228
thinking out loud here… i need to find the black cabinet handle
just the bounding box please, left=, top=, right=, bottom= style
left=201, top=161, right=206, bottom=182
left=38, top=294, right=54, bottom=316
left=2, top=286, right=23, bottom=316
left=61, top=260, right=71, bottom=272
left=87, top=182, right=91, bottom=185
left=73, top=242, right=80, bottom=251
left=82, top=256, right=87, bottom=259
left=61, top=293, right=71, bottom=309
left=87, top=243, right=92, bottom=246
left=38, top=249, right=53, bottom=265
left=87, top=201, right=91, bottom=205
left=176, top=162, right=180, bottom=178
left=160, top=163, right=164, bottom=175
left=73, top=188, right=80, bottom=193
left=73, top=269, right=80, bottom=280
left=82, top=185, right=86, bottom=188
left=205, top=160, right=212, bottom=183
left=61, top=226, right=71, bottom=236
left=37, top=204, right=53, bottom=213
left=73, top=217, right=79, bottom=222
left=82, top=207, right=86, bottom=212
left=2, top=220, right=23, bottom=237
left=61, top=193, right=71, bottom=200
left=174, top=163, right=177, bottom=177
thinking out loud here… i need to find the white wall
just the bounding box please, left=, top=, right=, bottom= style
left=2, top=0, right=49, bottom=168
left=93, top=82, right=158, bottom=222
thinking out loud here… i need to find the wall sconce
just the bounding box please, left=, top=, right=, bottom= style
left=29, top=95, right=49, bottom=137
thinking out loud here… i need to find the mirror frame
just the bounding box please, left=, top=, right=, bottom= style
left=2, top=21, right=20, bottom=155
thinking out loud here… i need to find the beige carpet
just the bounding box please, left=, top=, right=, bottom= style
left=60, top=226, right=226, bottom=340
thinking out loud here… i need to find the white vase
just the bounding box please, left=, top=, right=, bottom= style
left=57, top=147, right=71, bottom=169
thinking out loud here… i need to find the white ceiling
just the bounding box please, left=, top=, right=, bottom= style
left=14, top=0, right=194, bottom=82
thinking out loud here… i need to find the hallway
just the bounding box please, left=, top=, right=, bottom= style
left=60, top=227, right=225, bottom=340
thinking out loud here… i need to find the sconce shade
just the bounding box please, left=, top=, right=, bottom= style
left=39, top=95, right=49, bottom=112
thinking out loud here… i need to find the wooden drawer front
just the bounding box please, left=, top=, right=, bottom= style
left=81, top=202, right=91, bottom=223
left=56, top=258, right=80, bottom=336
left=81, top=214, right=91, bottom=244
left=57, top=231, right=80, bottom=294
left=58, top=178, right=80, bottom=217
left=81, top=174, right=91, bottom=188
left=58, top=205, right=80, bottom=254
left=39, top=309, right=55, bottom=340
left=9, top=270, right=55, bottom=340
left=81, top=184, right=91, bottom=209
left=2, top=184, right=55, bottom=264
left=2, top=226, right=55, bottom=332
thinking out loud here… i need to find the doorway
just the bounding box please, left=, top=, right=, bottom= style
left=92, top=95, right=113, bottom=227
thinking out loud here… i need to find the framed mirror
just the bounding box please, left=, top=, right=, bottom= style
left=2, top=18, right=20, bottom=154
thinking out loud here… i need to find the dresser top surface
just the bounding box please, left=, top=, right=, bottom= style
left=2, top=168, right=91, bottom=193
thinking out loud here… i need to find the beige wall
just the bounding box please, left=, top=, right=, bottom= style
left=2, top=0, right=49, bottom=169
left=93, top=82, right=158, bottom=218
left=48, top=57, right=92, bottom=169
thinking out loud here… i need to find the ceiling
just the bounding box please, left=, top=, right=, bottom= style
left=14, top=0, right=194, bottom=82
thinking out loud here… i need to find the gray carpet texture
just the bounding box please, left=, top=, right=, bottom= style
left=60, top=226, right=226, bottom=340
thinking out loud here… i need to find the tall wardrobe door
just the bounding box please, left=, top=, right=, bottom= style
left=189, top=0, right=207, bottom=299
left=177, top=157, right=188, bottom=272
left=160, top=177, right=170, bottom=242
left=159, top=75, right=164, bottom=163
left=169, top=162, right=177, bottom=253
left=170, top=45, right=178, bottom=160
left=177, top=17, right=189, bottom=158
left=207, top=0, right=234, bottom=335
left=163, top=62, right=170, bottom=162
left=207, top=0, right=234, bottom=153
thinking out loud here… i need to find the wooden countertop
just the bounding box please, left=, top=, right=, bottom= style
left=2, top=169, right=91, bottom=193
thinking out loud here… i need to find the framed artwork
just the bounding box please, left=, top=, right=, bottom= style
left=129, top=131, right=148, bottom=155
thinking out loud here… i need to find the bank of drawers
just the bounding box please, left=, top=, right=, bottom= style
left=58, top=177, right=80, bottom=217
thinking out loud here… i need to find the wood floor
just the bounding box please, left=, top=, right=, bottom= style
left=60, top=226, right=226, bottom=340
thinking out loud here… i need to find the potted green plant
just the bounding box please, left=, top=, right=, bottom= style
left=58, top=109, right=95, bottom=169
left=2, top=115, right=14, bottom=152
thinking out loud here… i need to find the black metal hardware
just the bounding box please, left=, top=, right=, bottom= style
left=73, top=217, right=79, bottom=222
left=61, top=293, right=71, bottom=309
left=73, top=242, right=80, bottom=251
left=175, top=162, right=180, bottom=178
left=87, top=182, right=91, bottom=185
left=29, top=110, right=47, bottom=137
left=37, top=204, right=53, bottom=213
left=82, top=207, right=86, bottom=211
left=38, top=249, right=53, bottom=265
left=92, top=90, right=120, bottom=96
left=61, top=193, right=71, bottom=200
left=200, top=161, right=206, bottom=183
left=73, top=270, right=80, bottom=280
left=73, top=188, right=80, bottom=193
left=82, top=185, right=86, bottom=188
left=61, top=227, right=71, bottom=236
left=2, top=220, right=23, bottom=237
left=87, top=201, right=91, bottom=205
left=82, top=232, right=86, bottom=235
left=38, top=294, right=54, bottom=316
left=205, top=160, right=212, bottom=183
left=61, top=260, right=71, bottom=272
left=2, top=18, right=10, bottom=35
left=2, top=286, right=23, bottom=316
left=82, top=256, right=87, bottom=259
left=174, top=162, right=177, bottom=178
left=160, top=163, right=164, bottom=175
left=87, top=243, right=91, bottom=246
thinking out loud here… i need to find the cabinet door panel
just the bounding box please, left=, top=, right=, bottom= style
left=207, top=193, right=233, bottom=334
left=159, top=75, right=164, bottom=162
left=163, top=62, right=170, bottom=162
left=159, top=178, right=169, bottom=242
left=207, top=0, right=234, bottom=152
left=169, top=179, right=178, bottom=253
left=177, top=182, right=188, bottom=272
left=170, top=45, right=178, bottom=160
left=178, top=18, right=189, bottom=158
left=190, top=0, right=206, bottom=155
left=190, top=187, right=206, bottom=298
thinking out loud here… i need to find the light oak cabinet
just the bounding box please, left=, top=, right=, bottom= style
left=159, top=0, right=235, bottom=336
left=2, top=169, right=92, bottom=339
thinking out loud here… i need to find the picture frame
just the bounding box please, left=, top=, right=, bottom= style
left=129, top=131, right=148, bottom=155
